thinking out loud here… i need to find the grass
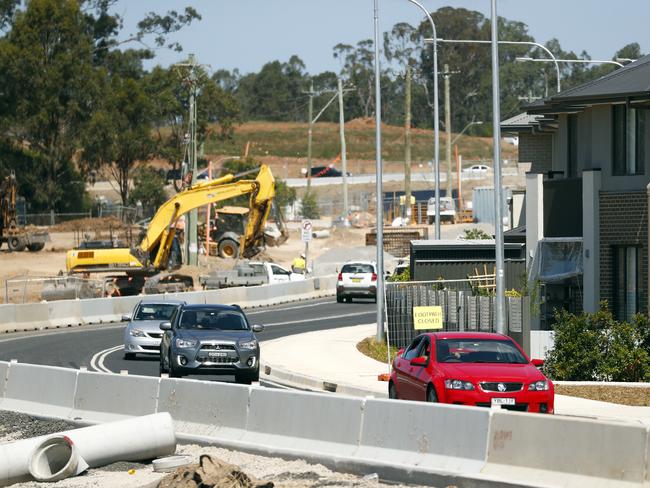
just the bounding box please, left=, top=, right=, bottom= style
left=554, top=384, right=650, bottom=407
left=357, top=336, right=399, bottom=364
left=205, top=119, right=519, bottom=162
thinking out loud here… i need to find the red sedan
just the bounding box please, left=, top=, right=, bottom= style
left=389, top=332, right=554, bottom=413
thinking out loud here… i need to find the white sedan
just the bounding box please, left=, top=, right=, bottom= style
left=463, top=164, right=489, bottom=173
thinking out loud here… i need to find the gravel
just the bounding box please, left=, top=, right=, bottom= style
left=0, top=412, right=431, bottom=488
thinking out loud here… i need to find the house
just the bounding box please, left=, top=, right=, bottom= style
left=503, top=55, right=650, bottom=325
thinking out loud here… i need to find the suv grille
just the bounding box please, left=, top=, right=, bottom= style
left=480, top=382, right=523, bottom=392
left=197, top=356, right=238, bottom=364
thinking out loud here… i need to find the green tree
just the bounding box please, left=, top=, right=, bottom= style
left=300, top=191, right=320, bottom=219
left=129, top=166, right=167, bottom=217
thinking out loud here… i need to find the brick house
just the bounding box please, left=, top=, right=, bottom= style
left=502, top=56, right=650, bottom=326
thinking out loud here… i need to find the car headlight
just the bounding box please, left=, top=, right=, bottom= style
left=239, top=339, right=258, bottom=350
left=444, top=379, right=474, bottom=390
left=528, top=380, right=549, bottom=391
left=175, top=338, right=198, bottom=348
left=129, top=328, right=145, bottom=337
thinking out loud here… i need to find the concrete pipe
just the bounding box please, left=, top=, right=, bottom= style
left=0, top=412, right=176, bottom=486
left=29, top=435, right=89, bottom=482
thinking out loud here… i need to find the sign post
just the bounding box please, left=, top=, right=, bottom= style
left=301, top=219, right=313, bottom=275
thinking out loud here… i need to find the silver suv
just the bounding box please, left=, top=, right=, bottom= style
left=159, top=304, right=264, bottom=384
left=336, top=261, right=377, bottom=303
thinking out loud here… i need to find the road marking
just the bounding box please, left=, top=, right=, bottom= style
left=90, top=344, right=123, bottom=374
left=246, top=300, right=336, bottom=315
left=264, top=311, right=375, bottom=327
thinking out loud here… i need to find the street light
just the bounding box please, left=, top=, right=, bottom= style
left=433, top=39, right=561, bottom=93
left=407, top=0, right=441, bottom=241
left=516, top=56, right=624, bottom=68
left=452, top=120, right=483, bottom=146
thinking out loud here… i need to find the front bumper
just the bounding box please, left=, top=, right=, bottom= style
left=124, top=335, right=163, bottom=354
left=440, top=388, right=554, bottom=414
left=170, top=345, right=259, bottom=376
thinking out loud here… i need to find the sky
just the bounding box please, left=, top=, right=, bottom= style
left=116, top=0, right=650, bottom=75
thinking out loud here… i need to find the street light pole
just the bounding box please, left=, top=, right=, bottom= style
left=516, top=56, right=624, bottom=68
left=373, top=0, right=385, bottom=342
left=407, top=0, right=440, bottom=240
left=435, top=39, right=562, bottom=93
left=490, top=0, right=506, bottom=334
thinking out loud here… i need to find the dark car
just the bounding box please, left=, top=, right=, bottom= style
left=389, top=332, right=554, bottom=413
left=303, top=166, right=351, bottom=178
left=159, top=304, right=263, bottom=384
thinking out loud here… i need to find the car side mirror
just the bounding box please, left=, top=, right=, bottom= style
left=252, top=324, right=264, bottom=333
left=159, top=321, right=172, bottom=331
left=531, top=358, right=544, bottom=368
left=410, top=356, right=428, bottom=367
left=122, top=314, right=132, bottom=322
left=397, top=348, right=405, bottom=357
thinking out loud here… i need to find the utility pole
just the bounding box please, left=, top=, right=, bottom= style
left=404, top=64, right=412, bottom=223
left=337, top=78, right=349, bottom=220
left=443, top=64, right=460, bottom=200
left=306, top=81, right=314, bottom=191
left=175, top=54, right=202, bottom=267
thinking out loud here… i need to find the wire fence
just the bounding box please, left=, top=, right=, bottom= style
left=22, top=205, right=139, bottom=227
left=386, top=279, right=530, bottom=351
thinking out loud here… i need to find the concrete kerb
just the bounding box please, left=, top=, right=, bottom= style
left=2, top=363, right=78, bottom=419
left=157, top=377, right=249, bottom=442
left=72, top=371, right=159, bottom=423
left=481, top=410, right=649, bottom=487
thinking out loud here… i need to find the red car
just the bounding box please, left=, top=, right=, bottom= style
left=389, top=332, right=554, bottom=413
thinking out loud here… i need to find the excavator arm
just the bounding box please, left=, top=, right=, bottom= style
left=66, top=165, right=276, bottom=274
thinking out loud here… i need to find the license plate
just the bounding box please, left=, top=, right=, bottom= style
left=208, top=351, right=228, bottom=358
left=491, top=397, right=515, bottom=406
left=351, top=278, right=362, bottom=283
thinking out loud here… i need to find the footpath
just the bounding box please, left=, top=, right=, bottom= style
left=261, top=323, right=650, bottom=425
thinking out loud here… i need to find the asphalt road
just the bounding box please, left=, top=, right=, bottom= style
left=0, top=297, right=376, bottom=380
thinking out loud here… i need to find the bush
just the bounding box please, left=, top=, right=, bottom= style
left=544, top=306, right=650, bottom=382
left=462, top=228, right=492, bottom=240
left=300, top=191, right=320, bottom=219
left=129, top=166, right=167, bottom=217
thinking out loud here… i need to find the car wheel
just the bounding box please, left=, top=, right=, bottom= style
left=336, top=294, right=343, bottom=303
left=427, top=385, right=438, bottom=403
left=388, top=381, right=398, bottom=400
left=124, top=352, right=136, bottom=360
left=159, top=350, right=169, bottom=375
left=168, top=352, right=182, bottom=378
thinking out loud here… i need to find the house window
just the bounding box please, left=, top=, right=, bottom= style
left=567, top=114, right=578, bottom=177
left=614, top=246, right=641, bottom=321
left=612, top=105, right=646, bottom=176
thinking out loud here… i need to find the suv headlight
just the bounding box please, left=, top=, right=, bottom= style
left=528, top=380, right=549, bottom=391
left=175, top=338, right=198, bottom=348
left=444, top=379, right=474, bottom=390
left=129, top=328, right=145, bottom=337
left=239, top=339, right=258, bottom=350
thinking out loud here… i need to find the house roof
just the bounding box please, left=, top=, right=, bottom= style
left=528, top=55, right=650, bottom=112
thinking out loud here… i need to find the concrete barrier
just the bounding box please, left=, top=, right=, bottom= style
left=0, top=361, right=8, bottom=407
left=2, top=363, right=78, bottom=419
left=357, top=399, right=489, bottom=477
left=157, top=378, right=249, bottom=442
left=48, top=299, right=83, bottom=327
left=73, top=371, right=159, bottom=423
left=242, top=388, right=363, bottom=459
left=481, top=410, right=648, bottom=487
left=0, top=305, right=17, bottom=334
left=79, top=298, right=120, bottom=324
left=109, top=296, right=143, bottom=318
left=11, top=303, right=49, bottom=332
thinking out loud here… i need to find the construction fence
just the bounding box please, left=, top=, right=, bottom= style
left=385, top=280, right=530, bottom=354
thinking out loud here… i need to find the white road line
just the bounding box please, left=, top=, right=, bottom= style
left=246, top=300, right=336, bottom=315
left=264, top=311, right=375, bottom=327
left=90, top=344, right=122, bottom=374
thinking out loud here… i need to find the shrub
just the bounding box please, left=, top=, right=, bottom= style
left=300, top=191, right=320, bottom=219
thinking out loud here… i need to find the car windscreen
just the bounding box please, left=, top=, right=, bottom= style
left=436, top=339, right=527, bottom=364
left=133, top=304, right=178, bottom=321
left=341, top=264, right=374, bottom=274
left=178, top=310, right=249, bottom=331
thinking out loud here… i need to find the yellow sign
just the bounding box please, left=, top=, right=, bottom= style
left=413, top=306, right=443, bottom=330
left=399, top=195, right=416, bottom=205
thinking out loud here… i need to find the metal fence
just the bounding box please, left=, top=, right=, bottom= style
left=386, top=280, right=530, bottom=354
left=4, top=276, right=104, bottom=304
left=23, top=205, right=138, bottom=226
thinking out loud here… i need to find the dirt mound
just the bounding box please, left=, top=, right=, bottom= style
left=50, top=216, right=131, bottom=233
left=157, top=454, right=273, bottom=488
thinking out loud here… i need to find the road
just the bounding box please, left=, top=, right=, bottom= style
left=0, top=297, right=376, bottom=380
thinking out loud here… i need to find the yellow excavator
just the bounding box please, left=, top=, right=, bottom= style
left=65, top=164, right=286, bottom=295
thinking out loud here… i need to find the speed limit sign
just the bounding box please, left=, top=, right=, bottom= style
left=301, top=220, right=313, bottom=242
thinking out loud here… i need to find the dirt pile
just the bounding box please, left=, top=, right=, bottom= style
left=50, top=216, right=132, bottom=233
left=158, top=455, right=273, bottom=488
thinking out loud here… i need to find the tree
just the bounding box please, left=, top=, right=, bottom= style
left=300, top=191, right=320, bottom=219
left=129, top=166, right=167, bottom=217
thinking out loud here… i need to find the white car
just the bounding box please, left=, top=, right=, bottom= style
left=463, top=164, right=489, bottom=173
left=337, top=261, right=377, bottom=303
